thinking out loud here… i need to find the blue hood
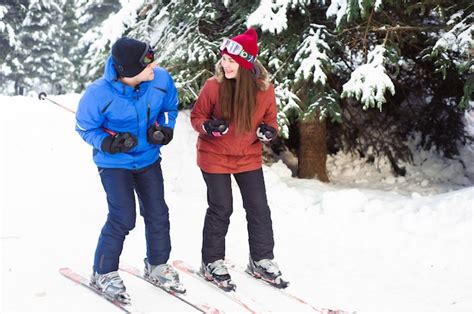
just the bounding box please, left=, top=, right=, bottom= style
left=102, top=55, right=149, bottom=97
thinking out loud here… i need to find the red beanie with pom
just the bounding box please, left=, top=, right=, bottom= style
left=222, top=28, right=258, bottom=71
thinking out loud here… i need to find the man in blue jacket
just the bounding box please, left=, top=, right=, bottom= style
left=76, top=37, right=184, bottom=304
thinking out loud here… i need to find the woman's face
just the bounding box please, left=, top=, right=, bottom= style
left=221, top=54, right=239, bottom=79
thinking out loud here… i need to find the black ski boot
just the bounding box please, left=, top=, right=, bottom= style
left=200, top=259, right=236, bottom=292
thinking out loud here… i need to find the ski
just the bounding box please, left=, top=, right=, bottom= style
left=172, top=260, right=260, bottom=313
left=119, top=263, right=222, bottom=314
left=224, top=260, right=353, bottom=314
left=59, top=268, right=139, bottom=314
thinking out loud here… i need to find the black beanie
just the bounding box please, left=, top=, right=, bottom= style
left=111, top=37, right=148, bottom=78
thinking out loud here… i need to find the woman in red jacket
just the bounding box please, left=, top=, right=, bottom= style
left=190, top=28, right=288, bottom=291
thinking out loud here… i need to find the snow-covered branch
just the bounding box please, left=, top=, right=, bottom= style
left=294, top=24, right=331, bottom=86
left=247, top=0, right=288, bottom=34
left=342, top=45, right=395, bottom=110
left=247, top=0, right=329, bottom=34
left=432, top=11, right=473, bottom=74
left=327, top=0, right=384, bottom=27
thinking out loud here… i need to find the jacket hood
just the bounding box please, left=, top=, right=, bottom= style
left=214, top=59, right=271, bottom=91
left=104, top=55, right=119, bottom=82
left=102, top=55, right=148, bottom=96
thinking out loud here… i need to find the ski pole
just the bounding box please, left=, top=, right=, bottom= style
left=38, top=91, right=127, bottom=143
left=38, top=92, right=76, bottom=114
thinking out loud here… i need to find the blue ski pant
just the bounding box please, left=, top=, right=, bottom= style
left=94, top=159, right=171, bottom=274
left=201, top=168, right=275, bottom=264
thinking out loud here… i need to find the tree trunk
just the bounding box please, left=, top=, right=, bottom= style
left=297, top=117, right=329, bottom=182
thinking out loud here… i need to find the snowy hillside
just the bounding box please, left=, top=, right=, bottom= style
left=0, top=94, right=472, bottom=312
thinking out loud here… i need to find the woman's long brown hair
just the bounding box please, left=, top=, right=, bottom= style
left=219, top=66, right=258, bottom=133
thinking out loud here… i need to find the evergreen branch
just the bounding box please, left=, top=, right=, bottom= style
left=270, top=53, right=294, bottom=81
left=338, top=24, right=446, bottom=36
left=368, top=25, right=446, bottom=33
left=175, top=69, right=212, bottom=86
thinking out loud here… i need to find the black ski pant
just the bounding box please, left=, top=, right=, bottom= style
left=201, top=168, right=274, bottom=264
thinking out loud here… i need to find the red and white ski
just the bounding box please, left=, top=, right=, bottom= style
left=59, top=268, right=139, bottom=314
left=172, top=260, right=260, bottom=313
left=224, top=260, right=354, bottom=314
left=119, top=263, right=222, bottom=314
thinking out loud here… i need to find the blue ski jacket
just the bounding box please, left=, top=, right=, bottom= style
left=75, top=56, right=178, bottom=169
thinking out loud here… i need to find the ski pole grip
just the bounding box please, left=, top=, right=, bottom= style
left=264, top=130, right=274, bottom=139
left=124, top=137, right=135, bottom=148
left=152, top=130, right=165, bottom=142
left=217, top=124, right=227, bottom=132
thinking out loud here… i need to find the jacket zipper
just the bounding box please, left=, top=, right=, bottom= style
left=132, top=90, right=139, bottom=168
left=147, top=103, right=151, bottom=126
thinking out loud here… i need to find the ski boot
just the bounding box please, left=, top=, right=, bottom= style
left=90, top=270, right=131, bottom=304
left=144, top=258, right=186, bottom=293
left=200, top=259, right=236, bottom=292
left=247, top=257, right=289, bottom=289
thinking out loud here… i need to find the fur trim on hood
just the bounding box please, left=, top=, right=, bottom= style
left=214, top=59, right=271, bottom=91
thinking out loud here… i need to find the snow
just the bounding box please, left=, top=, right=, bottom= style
left=326, top=0, right=349, bottom=26
left=1, top=94, right=472, bottom=312
left=247, top=0, right=289, bottom=34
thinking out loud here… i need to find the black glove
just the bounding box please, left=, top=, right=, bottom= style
left=202, top=119, right=229, bottom=137
left=147, top=124, right=173, bottom=145
left=101, top=132, right=137, bottom=154
left=256, top=124, right=277, bottom=142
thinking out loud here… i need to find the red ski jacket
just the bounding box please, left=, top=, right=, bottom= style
left=190, top=61, right=278, bottom=174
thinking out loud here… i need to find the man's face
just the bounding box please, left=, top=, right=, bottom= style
left=134, top=61, right=156, bottom=82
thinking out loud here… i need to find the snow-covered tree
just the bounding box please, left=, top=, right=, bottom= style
left=0, top=1, right=28, bottom=94
left=19, top=0, right=71, bottom=94
left=60, top=0, right=84, bottom=92
left=246, top=1, right=337, bottom=180
left=74, top=0, right=133, bottom=86
left=0, top=0, right=123, bottom=94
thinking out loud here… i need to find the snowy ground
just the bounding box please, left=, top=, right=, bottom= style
left=0, top=94, right=472, bottom=313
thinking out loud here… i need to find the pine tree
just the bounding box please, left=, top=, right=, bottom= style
left=10, top=0, right=70, bottom=94
left=0, top=0, right=28, bottom=94
left=247, top=0, right=338, bottom=180
left=74, top=0, right=122, bottom=85
left=60, top=0, right=82, bottom=92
